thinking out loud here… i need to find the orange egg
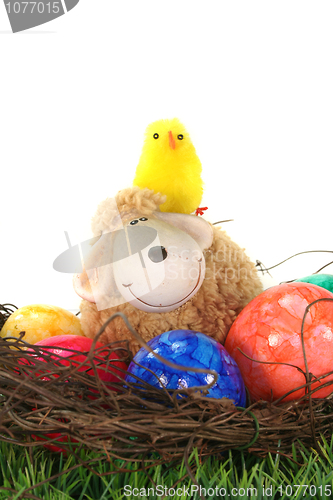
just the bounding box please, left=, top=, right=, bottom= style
left=225, top=283, right=333, bottom=402
left=0, top=304, right=84, bottom=345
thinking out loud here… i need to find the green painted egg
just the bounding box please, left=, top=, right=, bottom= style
left=295, top=274, right=333, bottom=294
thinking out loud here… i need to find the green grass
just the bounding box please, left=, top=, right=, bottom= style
left=1, top=439, right=333, bottom=499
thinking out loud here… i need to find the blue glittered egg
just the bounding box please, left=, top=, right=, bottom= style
left=125, top=329, right=246, bottom=406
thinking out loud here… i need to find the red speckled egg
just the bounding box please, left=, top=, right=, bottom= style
left=25, top=335, right=128, bottom=453
left=225, top=283, right=333, bottom=402
left=28, top=335, right=128, bottom=384
left=32, top=428, right=79, bottom=454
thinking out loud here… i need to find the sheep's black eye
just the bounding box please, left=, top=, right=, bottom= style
left=139, top=217, right=148, bottom=221
left=153, top=133, right=159, bottom=139
left=130, top=219, right=139, bottom=225
left=177, top=134, right=184, bottom=140
left=148, top=246, right=167, bottom=263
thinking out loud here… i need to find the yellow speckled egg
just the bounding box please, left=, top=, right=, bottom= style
left=0, top=304, right=84, bottom=345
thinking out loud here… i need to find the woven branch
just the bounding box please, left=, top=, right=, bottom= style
left=1, top=305, right=333, bottom=467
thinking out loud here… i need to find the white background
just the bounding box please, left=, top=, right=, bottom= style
left=1, top=1, right=332, bottom=313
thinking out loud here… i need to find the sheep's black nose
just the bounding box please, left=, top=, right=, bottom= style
left=148, top=246, right=167, bottom=263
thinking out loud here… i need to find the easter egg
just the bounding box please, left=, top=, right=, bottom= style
left=32, top=427, right=78, bottom=454
left=225, top=283, right=333, bottom=402
left=295, top=274, right=333, bottom=294
left=27, top=334, right=128, bottom=384
left=26, top=335, right=128, bottom=453
left=0, top=304, right=84, bottom=345
left=125, top=329, right=246, bottom=406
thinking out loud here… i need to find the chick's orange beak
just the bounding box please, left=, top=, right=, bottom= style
left=168, top=130, right=176, bottom=150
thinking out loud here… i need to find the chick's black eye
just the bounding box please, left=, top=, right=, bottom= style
left=130, top=219, right=139, bottom=225
left=177, top=134, right=184, bottom=140
left=139, top=217, right=148, bottom=221
left=153, top=133, right=159, bottom=139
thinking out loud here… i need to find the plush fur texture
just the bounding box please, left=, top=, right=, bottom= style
left=79, top=187, right=263, bottom=355
left=133, top=118, right=203, bottom=214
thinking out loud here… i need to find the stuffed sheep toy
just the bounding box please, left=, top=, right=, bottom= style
left=74, top=186, right=263, bottom=355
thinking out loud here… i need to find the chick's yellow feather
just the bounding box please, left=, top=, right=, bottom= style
left=133, top=118, right=203, bottom=214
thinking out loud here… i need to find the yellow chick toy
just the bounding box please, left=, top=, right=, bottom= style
left=133, top=118, right=204, bottom=214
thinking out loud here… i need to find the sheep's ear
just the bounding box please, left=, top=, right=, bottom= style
left=72, top=231, right=122, bottom=308
left=153, top=212, right=213, bottom=251
left=73, top=270, right=95, bottom=303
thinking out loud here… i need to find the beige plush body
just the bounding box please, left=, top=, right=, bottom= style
left=79, top=187, right=263, bottom=354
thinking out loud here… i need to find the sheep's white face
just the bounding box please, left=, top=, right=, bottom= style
left=113, top=217, right=205, bottom=313
left=73, top=211, right=213, bottom=313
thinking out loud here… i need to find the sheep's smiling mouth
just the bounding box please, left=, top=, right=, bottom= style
left=122, top=258, right=203, bottom=308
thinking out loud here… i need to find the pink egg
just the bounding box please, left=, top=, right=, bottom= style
left=24, top=335, right=128, bottom=453
left=225, top=283, right=333, bottom=402
left=27, top=334, right=128, bottom=384
left=32, top=428, right=79, bottom=454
